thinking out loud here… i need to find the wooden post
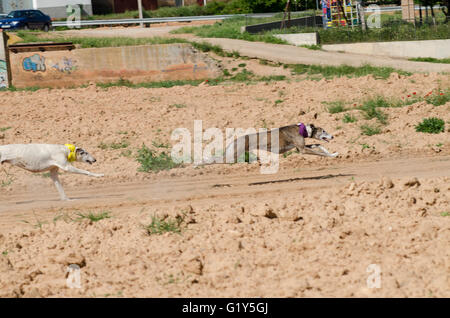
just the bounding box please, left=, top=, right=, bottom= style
left=0, top=30, right=10, bottom=89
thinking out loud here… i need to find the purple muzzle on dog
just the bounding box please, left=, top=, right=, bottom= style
left=298, top=123, right=308, bottom=138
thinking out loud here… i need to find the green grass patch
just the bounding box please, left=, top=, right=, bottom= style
left=171, top=11, right=449, bottom=45
left=323, top=100, right=346, bottom=114
left=415, top=117, right=445, bottom=134
left=16, top=32, right=189, bottom=48
left=171, top=17, right=288, bottom=45
left=408, top=57, right=450, bottom=64
left=97, top=78, right=204, bottom=89
left=300, top=44, right=322, bottom=50
left=137, top=144, right=180, bottom=173
left=1, top=178, right=13, bottom=187
left=342, top=113, right=357, bottom=123
left=120, top=149, right=133, bottom=158
left=425, top=89, right=450, bottom=106
left=190, top=40, right=235, bottom=57
left=0, top=126, right=11, bottom=132
left=1, top=85, right=42, bottom=92
left=360, top=124, right=382, bottom=136
left=152, top=140, right=170, bottom=148
left=402, top=95, right=423, bottom=106
left=98, top=140, right=129, bottom=150
left=273, top=17, right=449, bottom=44
left=144, top=214, right=184, bottom=235
left=441, top=212, right=450, bottom=217
left=359, top=97, right=390, bottom=125
left=288, top=63, right=410, bottom=80
left=274, top=99, right=284, bottom=105
left=169, top=103, right=187, bottom=109
left=76, top=211, right=111, bottom=222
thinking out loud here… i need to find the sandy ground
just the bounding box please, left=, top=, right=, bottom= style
left=47, top=20, right=216, bottom=39
left=0, top=55, right=450, bottom=297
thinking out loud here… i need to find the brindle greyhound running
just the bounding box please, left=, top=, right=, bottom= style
left=203, top=123, right=338, bottom=164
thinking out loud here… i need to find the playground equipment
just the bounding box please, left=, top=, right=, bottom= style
left=321, top=0, right=359, bottom=28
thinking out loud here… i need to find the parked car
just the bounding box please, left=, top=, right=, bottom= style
left=0, top=10, right=52, bottom=31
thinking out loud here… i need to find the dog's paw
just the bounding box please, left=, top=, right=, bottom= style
left=330, top=152, right=339, bottom=158
left=94, top=173, right=104, bottom=177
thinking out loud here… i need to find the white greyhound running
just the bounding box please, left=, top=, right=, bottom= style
left=0, top=144, right=103, bottom=201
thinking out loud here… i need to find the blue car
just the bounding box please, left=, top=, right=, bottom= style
left=0, top=10, right=52, bottom=32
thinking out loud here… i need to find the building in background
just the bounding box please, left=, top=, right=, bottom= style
left=91, top=0, right=158, bottom=14
left=0, top=0, right=93, bottom=18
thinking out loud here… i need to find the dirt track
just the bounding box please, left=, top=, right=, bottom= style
left=0, top=55, right=449, bottom=297
left=1, top=155, right=450, bottom=219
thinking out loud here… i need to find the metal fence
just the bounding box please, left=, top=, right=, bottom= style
left=242, top=6, right=449, bottom=45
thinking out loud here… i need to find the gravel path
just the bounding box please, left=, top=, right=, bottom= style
left=192, top=37, right=450, bottom=73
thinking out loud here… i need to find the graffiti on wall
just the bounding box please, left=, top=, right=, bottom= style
left=0, top=60, right=7, bottom=88
left=23, top=54, right=46, bottom=72
left=51, top=57, right=78, bottom=74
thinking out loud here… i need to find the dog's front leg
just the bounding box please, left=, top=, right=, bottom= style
left=50, top=168, right=69, bottom=201
left=300, top=146, right=338, bottom=158
left=58, top=165, right=104, bottom=177
left=306, top=144, right=339, bottom=157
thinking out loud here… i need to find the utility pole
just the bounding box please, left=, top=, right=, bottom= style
left=138, top=0, right=144, bottom=28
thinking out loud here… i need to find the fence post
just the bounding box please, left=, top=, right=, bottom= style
left=137, top=0, right=144, bottom=28
left=0, top=30, right=10, bottom=89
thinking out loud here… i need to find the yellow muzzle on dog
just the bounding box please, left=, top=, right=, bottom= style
left=65, top=144, right=77, bottom=162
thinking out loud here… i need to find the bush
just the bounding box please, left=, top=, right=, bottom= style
left=137, top=144, right=180, bottom=172
left=415, top=117, right=445, bottom=134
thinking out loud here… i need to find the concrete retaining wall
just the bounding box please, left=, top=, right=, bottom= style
left=9, top=43, right=222, bottom=88
left=241, top=16, right=322, bottom=34
left=274, top=33, right=318, bottom=46
left=322, top=39, right=450, bottom=59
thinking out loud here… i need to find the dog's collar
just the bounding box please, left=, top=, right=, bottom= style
left=298, top=123, right=308, bottom=138
left=65, top=144, right=77, bottom=162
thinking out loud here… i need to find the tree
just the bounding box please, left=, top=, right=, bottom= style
left=439, top=0, right=449, bottom=22
left=416, top=0, right=440, bottom=24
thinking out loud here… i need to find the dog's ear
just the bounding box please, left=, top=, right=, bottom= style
left=75, top=147, right=85, bottom=155
left=310, top=124, right=315, bottom=129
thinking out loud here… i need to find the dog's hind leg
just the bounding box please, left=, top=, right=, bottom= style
left=50, top=168, right=69, bottom=201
